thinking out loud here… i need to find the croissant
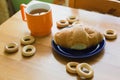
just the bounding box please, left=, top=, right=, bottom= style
left=54, top=24, right=103, bottom=50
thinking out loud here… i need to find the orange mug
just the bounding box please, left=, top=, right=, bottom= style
left=20, top=2, right=53, bottom=37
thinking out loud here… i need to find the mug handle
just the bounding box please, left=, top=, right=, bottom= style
left=20, top=4, right=27, bottom=21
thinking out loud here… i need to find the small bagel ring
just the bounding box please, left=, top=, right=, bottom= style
left=5, top=42, right=19, bottom=53
left=56, top=20, right=69, bottom=28
left=104, top=29, right=117, bottom=40
left=67, top=16, right=78, bottom=24
left=22, top=45, right=36, bottom=57
left=21, top=35, right=35, bottom=45
left=66, top=62, right=79, bottom=74
left=76, top=63, right=94, bottom=79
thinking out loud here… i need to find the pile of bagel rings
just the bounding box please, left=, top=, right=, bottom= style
left=66, top=62, right=94, bottom=79
left=56, top=15, right=79, bottom=28
left=4, top=35, right=36, bottom=57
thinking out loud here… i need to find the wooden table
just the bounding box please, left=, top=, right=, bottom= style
left=0, top=1, right=120, bottom=80
left=69, top=0, right=120, bottom=16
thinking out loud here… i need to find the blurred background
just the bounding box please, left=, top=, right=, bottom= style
left=0, top=0, right=67, bottom=25
left=1, top=0, right=120, bottom=25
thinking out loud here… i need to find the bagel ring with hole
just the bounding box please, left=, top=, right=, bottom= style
left=76, top=63, right=94, bottom=79
left=21, top=35, right=35, bottom=45
left=66, top=62, right=79, bottom=74
left=22, top=45, right=36, bottom=57
left=67, top=16, right=78, bottom=24
left=56, top=20, right=69, bottom=28
left=5, top=42, right=19, bottom=53
left=104, top=29, right=117, bottom=40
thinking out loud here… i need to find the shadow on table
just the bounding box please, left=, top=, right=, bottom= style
left=52, top=48, right=105, bottom=65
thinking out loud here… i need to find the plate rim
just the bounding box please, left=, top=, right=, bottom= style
left=51, top=39, right=105, bottom=59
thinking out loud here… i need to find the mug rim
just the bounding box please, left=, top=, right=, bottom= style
left=25, top=2, right=51, bottom=16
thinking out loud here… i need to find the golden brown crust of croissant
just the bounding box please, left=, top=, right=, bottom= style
left=54, top=24, right=103, bottom=50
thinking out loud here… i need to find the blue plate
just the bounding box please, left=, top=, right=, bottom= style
left=51, top=39, right=105, bottom=59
